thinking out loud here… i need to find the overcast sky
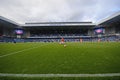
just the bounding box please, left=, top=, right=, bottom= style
left=0, top=0, right=120, bottom=24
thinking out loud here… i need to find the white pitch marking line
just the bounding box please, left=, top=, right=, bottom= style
left=0, top=43, right=48, bottom=58
left=0, top=73, right=120, bottom=77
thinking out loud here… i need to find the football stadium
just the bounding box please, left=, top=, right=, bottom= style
left=0, top=12, right=120, bottom=80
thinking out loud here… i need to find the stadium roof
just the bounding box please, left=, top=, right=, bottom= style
left=98, top=11, right=120, bottom=25
left=0, top=16, right=20, bottom=27
left=22, top=22, right=96, bottom=27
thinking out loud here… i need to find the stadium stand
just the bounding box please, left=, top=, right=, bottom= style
left=0, top=12, right=120, bottom=42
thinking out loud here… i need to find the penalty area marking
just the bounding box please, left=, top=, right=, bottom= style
left=0, top=43, right=49, bottom=58
left=0, top=73, right=120, bottom=77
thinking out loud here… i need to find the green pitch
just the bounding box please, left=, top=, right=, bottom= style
left=0, top=42, right=120, bottom=80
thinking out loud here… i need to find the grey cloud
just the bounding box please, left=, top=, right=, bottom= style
left=0, top=0, right=120, bottom=24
